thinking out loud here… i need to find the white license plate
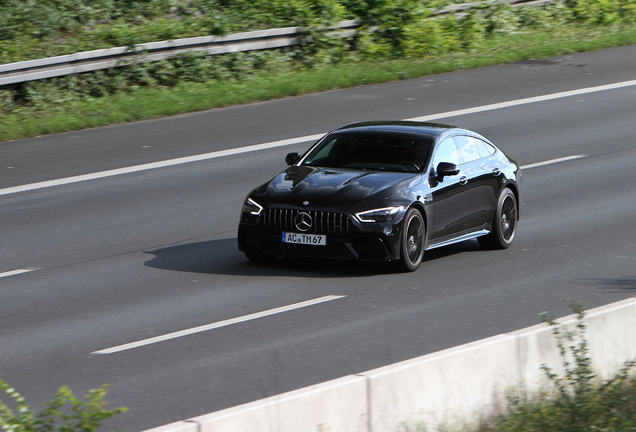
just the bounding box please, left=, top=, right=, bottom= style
left=282, top=232, right=326, bottom=246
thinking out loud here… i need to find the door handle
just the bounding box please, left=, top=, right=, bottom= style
left=460, top=176, right=468, bottom=185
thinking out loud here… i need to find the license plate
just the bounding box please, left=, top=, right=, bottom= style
left=282, top=232, right=326, bottom=246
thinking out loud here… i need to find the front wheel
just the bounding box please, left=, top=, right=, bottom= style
left=478, top=188, right=518, bottom=249
left=396, top=208, right=426, bottom=272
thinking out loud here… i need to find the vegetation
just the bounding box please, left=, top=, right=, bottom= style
left=0, top=379, right=126, bottom=432
left=1, top=0, right=636, bottom=142
left=472, top=303, right=636, bottom=432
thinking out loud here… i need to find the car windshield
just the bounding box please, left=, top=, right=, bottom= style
left=301, top=133, right=433, bottom=173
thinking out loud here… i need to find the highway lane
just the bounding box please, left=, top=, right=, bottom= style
left=1, top=46, right=636, bottom=431
left=2, top=44, right=636, bottom=188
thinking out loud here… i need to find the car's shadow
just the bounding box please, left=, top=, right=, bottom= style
left=578, top=278, right=636, bottom=293
left=143, top=238, right=482, bottom=278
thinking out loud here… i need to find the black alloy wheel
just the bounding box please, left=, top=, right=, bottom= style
left=478, top=188, right=518, bottom=249
left=397, top=208, right=425, bottom=272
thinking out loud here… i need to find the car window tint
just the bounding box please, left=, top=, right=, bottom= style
left=454, top=135, right=481, bottom=164
left=302, top=133, right=433, bottom=173
left=471, top=137, right=496, bottom=158
left=306, top=138, right=337, bottom=164
left=431, top=138, right=460, bottom=170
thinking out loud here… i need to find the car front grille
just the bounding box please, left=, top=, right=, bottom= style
left=262, top=208, right=353, bottom=234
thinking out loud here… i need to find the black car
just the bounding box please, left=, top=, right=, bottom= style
left=238, top=121, right=522, bottom=272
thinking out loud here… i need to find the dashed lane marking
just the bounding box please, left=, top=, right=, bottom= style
left=91, top=295, right=347, bottom=355
left=521, top=155, right=586, bottom=170
left=0, top=268, right=39, bottom=278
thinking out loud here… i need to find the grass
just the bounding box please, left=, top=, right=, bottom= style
left=1, top=23, right=636, bottom=143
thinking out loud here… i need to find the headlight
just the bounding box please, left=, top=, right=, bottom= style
left=355, top=206, right=402, bottom=223
left=242, top=198, right=263, bottom=216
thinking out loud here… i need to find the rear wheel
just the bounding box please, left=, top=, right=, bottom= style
left=396, top=208, right=425, bottom=272
left=478, top=188, right=518, bottom=249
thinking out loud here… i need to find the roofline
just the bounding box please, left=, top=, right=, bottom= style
left=337, top=120, right=456, bottom=130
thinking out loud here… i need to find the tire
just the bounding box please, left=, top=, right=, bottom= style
left=245, top=252, right=277, bottom=262
left=478, top=188, right=518, bottom=250
left=396, top=208, right=426, bottom=272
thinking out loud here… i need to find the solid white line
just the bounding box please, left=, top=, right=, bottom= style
left=406, top=79, right=636, bottom=122
left=0, top=133, right=325, bottom=197
left=0, top=268, right=38, bottom=278
left=3, top=78, right=635, bottom=197
left=521, top=154, right=585, bottom=170
left=91, top=295, right=346, bottom=355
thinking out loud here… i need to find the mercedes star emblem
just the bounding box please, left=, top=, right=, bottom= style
left=294, top=212, right=313, bottom=232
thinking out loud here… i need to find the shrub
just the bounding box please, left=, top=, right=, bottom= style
left=0, top=379, right=126, bottom=432
left=342, top=0, right=426, bottom=57
left=517, top=7, right=553, bottom=29
left=479, top=302, right=636, bottom=432
left=403, top=16, right=463, bottom=57
left=2, top=0, right=636, bottom=113
left=485, top=4, right=520, bottom=35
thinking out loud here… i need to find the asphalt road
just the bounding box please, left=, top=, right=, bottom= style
left=1, top=45, right=636, bottom=432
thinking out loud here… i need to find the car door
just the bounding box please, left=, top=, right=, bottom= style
left=428, top=137, right=472, bottom=240
left=453, top=135, right=499, bottom=229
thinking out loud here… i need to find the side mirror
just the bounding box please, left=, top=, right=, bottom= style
left=285, top=152, right=300, bottom=165
left=436, top=162, right=459, bottom=181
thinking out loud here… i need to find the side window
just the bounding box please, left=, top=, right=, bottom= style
left=453, top=135, right=480, bottom=164
left=431, top=138, right=460, bottom=172
left=471, top=137, right=496, bottom=158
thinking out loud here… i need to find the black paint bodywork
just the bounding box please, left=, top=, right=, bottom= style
left=238, top=121, right=522, bottom=263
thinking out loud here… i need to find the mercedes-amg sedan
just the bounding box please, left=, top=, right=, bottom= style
left=238, top=121, right=522, bottom=272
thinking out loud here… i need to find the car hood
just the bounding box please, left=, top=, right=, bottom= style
left=264, top=166, right=420, bottom=207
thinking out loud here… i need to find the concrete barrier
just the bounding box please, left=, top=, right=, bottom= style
left=363, top=335, right=517, bottom=432
left=154, top=375, right=369, bottom=432
left=513, top=297, right=636, bottom=390
left=142, top=297, right=636, bottom=432
left=141, top=422, right=198, bottom=432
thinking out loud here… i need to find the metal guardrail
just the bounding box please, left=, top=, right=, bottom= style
left=0, top=20, right=359, bottom=86
left=0, top=0, right=554, bottom=87
left=436, top=0, right=554, bottom=14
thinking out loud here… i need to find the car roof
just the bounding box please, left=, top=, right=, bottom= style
left=334, top=121, right=461, bottom=140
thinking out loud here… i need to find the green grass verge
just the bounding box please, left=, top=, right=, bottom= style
left=1, top=24, right=635, bottom=143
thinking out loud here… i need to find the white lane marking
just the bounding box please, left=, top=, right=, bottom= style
left=0, top=134, right=325, bottom=197
left=521, top=154, right=585, bottom=170
left=3, top=78, right=635, bottom=197
left=91, top=295, right=346, bottom=355
left=406, top=79, right=636, bottom=122
left=0, top=268, right=39, bottom=278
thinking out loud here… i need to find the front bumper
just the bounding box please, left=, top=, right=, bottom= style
left=238, top=213, right=402, bottom=261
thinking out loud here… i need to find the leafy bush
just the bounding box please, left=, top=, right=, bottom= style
left=402, top=16, right=463, bottom=57
left=568, top=0, right=626, bottom=24
left=344, top=0, right=426, bottom=57
left=2, top=0, right=636, bottom=115
left=477, top=303, right=636, bottom=432
left=517, top=6, right=553, bottom=29
left=0, top=379, right=126, bottom=432
left=484, top=4, right=520, bottom=35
